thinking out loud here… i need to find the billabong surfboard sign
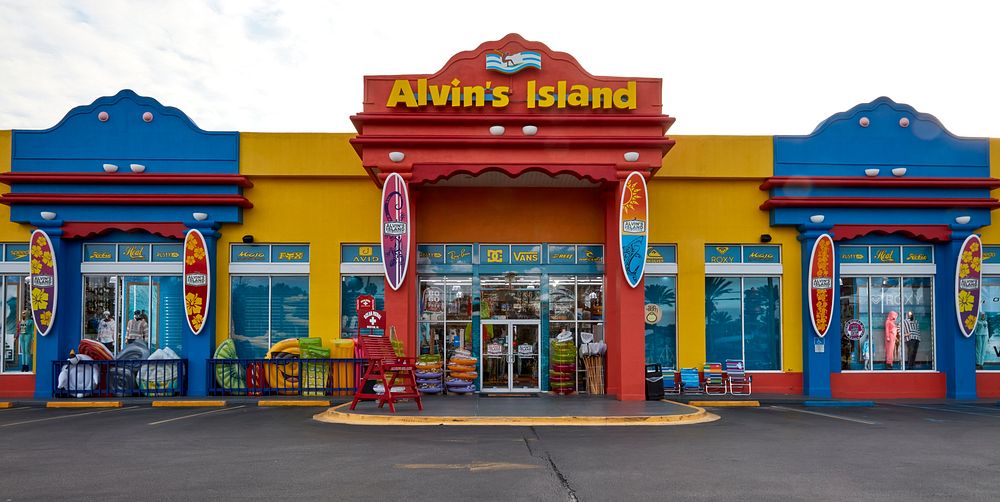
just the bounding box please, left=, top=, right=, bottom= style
left=956, top=234, right=983, bottom=338
left=183, top=229, right=210, bottom=335
left=619, top=171, right=648, bottom=288
left=29, top=229, right=57, bottom=336
left=381, top=172, right=410, bottom=291
left=809, top=234, right=835, bottom=337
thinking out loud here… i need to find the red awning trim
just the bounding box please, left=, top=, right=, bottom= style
left=760, top=197, right=1000, bottom=210
left=409, top=163, right=621, bottom=185
left=831, top=224, right=953, bottom=243
left=350, top=135, right=675, bottom=152
left=0, top=193, right=253, bottom=208
left=0, top=172, right=253, bottom=188
left=61, top=222, right=189, bottom=240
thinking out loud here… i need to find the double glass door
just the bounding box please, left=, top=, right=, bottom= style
left=840, top=276, right=934, bottom=371
left=481, top=321, right=540, bottom=392
left=83, top=275, right=184, bottom=354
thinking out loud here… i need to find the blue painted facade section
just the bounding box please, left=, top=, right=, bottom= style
left=772, top=98, right=990, bottom=398
left=10, top=91, right=239, bottom=397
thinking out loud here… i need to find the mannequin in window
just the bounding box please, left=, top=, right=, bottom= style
left=126, top=310, right=149, bottom=345
left=17, top=308, right=33, bottom=372
left=975, top=304, right=990, bottom=369
left=97, top=310, right=116, bottom=353
left=903, top=311, right=920, bottom=370
left=884, top=311, right=899, bottom=369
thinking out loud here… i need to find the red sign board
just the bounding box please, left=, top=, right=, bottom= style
left=362, top=310, right=386, bottom=330
left=356, top=294, right=375, bottom=316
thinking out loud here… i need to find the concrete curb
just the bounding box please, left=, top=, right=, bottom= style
left=46, top=401, right=122, bottom=408
left=312, top=400, right=719, bottom=427
left=688, top=400, right=760, bottom=407
left=259, top=399, right=331, bottom=407
left=152, top=400, right=227, bottom=408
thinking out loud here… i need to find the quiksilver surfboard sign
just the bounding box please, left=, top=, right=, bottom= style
left=29, top=229, right=57, bottom=336
left=808, top=234, right=835, bottom=337
left=619, top=171, right=648, bottom=288
left=183, top=229, right=210, bottom=335
left=956, top=234, right=983, bottom=338
left=381, top=172, right=410, bottom=291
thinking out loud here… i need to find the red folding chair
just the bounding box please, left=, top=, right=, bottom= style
left=350, top=335, right=422, bottom=412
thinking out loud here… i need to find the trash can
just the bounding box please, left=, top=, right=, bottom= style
left=645, top=364, right=664, bottom=401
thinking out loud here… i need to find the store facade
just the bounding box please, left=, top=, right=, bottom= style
left=1, top=35, right=999, bottom=400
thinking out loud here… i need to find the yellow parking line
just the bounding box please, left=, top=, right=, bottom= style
left=259, top=400, right=331, bottom=407
left=688, top=400, right=760, bottom=407
left=47, top=401, right=122, bottom=408
left=152, top=400, right=227, bottom=408
left=0, top=402, right=12, bottom=409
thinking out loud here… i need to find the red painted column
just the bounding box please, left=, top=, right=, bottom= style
left=604, top=181, right=647, bottom=401
left=384, top=187, right=418, bottom=358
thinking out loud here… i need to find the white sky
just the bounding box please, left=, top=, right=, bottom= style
left=1, top=0, right=998, bottom=137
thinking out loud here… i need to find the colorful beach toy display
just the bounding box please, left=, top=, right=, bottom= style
left=446, top=350, right=478, bottom=393
left=415, top=354, right=444, bottom=394
left=549, top=331, right=577, bottom=395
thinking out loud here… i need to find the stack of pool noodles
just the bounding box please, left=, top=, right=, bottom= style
left=414, top=354, right=444, bottom=394
left=446, top=349, right=478, bottom=393
left=549, top=331, right=577, bottom=394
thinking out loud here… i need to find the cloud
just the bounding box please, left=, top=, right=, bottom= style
left=0, top=0, right=998, bottom=136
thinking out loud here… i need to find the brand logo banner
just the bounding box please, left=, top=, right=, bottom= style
left=809, top=234, right=835, bottom=337
left=184, top=229, right=210, bottom=335
left=619, top=172, right=648, bottom=288
left=486, top=50, right=541, bottom=74
left=381, top=172, right=410, bottom=291
left=956, top=234, right=983, bottom=338
left=29, top=230, right=57, bottom=336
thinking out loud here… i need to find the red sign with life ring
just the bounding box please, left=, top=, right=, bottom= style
left=183, top=229, right=210, bottom=335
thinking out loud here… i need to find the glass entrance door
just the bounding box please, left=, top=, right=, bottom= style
left=481, top=321, right=540, bottom=392
left=840, top=275, right=934, bottom=371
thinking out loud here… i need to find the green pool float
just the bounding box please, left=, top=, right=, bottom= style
left=214, top=338, right=246, bottom=394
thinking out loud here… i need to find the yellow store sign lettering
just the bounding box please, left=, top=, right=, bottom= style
left=386, top=78, right=636, bottom=110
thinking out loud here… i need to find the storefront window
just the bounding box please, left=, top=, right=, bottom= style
left=644, top=275, right=677, bottom=370
left=340, top=275, right=384, bottom=337
left=840, top=276, right=934, bottom=371
left=548, top=275, right=604, bottom=393
left=82, top=274, right=185, bottom=355
left=481, top=274, right=540, bottom=320
left=231, top=275, right=309, bottom=358
left=705, top=276, right=781, bottom=370
left=418, top=276, right=472, bottom=357
left=975, top=277, right=1000, bottom=370
left=2, top=276, right=31, bottom=373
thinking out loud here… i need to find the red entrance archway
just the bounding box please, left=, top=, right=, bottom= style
left=351, top=34, right=675, bottom=400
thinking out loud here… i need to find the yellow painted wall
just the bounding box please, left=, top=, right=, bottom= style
left=219, top=133, right=379, bottom=350
left=981, top=138, right=1000, bottom=243
left=650, top=135, right=802, bottom=372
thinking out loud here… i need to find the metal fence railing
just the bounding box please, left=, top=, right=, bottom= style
left=52, top=359, right=188, bottom=398
left=207, top=358, right=363, bottom=397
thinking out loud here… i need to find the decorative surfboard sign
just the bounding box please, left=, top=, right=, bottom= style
left=619, top=171, right=648, bottom=288
left=29, top=229, right=57, bottom=336
left=183, top=229, right=210, bottom=335
left=381, top=172, right=410, bottom=291
left=808, top=233, right=835, bottom=337
left=956, top=234, right=983, bottom=338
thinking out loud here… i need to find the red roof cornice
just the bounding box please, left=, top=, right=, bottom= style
left=0, top=172, right=253, bottom=188
left=760, top=176, right=1000, bottom=190
left=0, top=193, right=253, bottom=208
left=760, top=197, right=1000, bottom=210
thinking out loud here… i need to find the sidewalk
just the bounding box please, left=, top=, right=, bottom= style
left=314, top=395, right=719, bottom=426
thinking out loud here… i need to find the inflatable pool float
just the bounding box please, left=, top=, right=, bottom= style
left=449, top=371, right=477, bottom=380
left=549, top=380, right=575, bottom=388
left=265, top=338, right=301, bottom=395
left=213, top=338, right=246, bottom=395
left=107, top=340, right=150, bottom=397
left=446, top=377, right=476, bottom=386
left=449, top=356, right=477, bottom=365
left=418, top=385, right=444, bottom=394
left=447, top=364, right=476, bottom=373
left=550, top=363, right=576, bottom=372
left=415, top=361, right=443, bottom=370
left=416, top=378, right=442, bottom=385
left=448, top=385, right=476, bottom=393
left=414, top=370, right=443, bottom=379
left=78, top=339, right=113, bottom=361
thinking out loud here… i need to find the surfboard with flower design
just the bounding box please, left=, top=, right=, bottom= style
left=808, top=234, right=835, bottom=337
left=29, top=230, right=57, bottom=336
left=956, top=234, right=982, bottom=338
left=183, top=229, right=210, bottom=335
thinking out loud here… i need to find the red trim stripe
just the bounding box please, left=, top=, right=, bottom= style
left=351, top=135, right=675, bottom=152
left=0, top=173, right=253, bottom=187
left=0, top=193, right=253, bottom=208
left=760, top=176, right=1000, bottom=190
left=760, top=196, right=1000, bottom=210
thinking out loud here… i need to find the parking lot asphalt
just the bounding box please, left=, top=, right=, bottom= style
left=1, top=401, right=999, bottom=501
